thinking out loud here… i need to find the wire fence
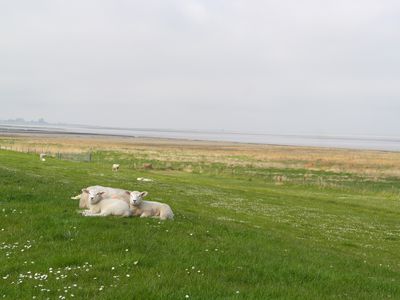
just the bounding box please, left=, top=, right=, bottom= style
left=0, top=145, right=93, bottom=162
left=55, top=152, right=92, bottom=162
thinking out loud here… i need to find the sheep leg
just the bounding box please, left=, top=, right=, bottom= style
left=86, top=213, right=104, bottom=217
left=81, top=210, right=94, bottom=216
left=140, top=212, right=152, bottom=218
left=81, top=210, right=107, bottom=217
left=130, top=208, right=141, bottom=217
left=83, top=212, right=108, bottom=217
left=121, top=210, right=132, bottom=217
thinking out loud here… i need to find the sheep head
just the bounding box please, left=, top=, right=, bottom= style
left=126, top=191, right=148, bottom=206
left=83, top=189, right=105, bottom=205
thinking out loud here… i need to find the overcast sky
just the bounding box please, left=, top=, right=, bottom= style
left=0, top=0, right=399, bottom=136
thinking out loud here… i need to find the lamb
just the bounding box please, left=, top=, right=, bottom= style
left=274, top=175, right=287, bottom=184
left=127, top=191, right=174, bottom=220
left=71, top=185, right=130, bottom=209
left=112, top=164, right=120, bottom=171
left=137, top=177, right=154, bottom=182
left=81, top=189, right=131, bottom=217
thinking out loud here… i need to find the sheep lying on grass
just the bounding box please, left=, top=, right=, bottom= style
left=127, top=191, right=174, bottom=220
left=137, top=177, right=153, bottom=182
left=71, top=186, right=130, bottom=209
left=112, top=164, right=120, bottom=171
left=81, top=189, right=131, bottom=217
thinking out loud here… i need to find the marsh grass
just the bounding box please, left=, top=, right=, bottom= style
left=0, top=142, right=400, bottom=299
left=2, top=135, right=400, bottom=177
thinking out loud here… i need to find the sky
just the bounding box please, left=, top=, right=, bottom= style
left=0, top=0, right=399, bottom=136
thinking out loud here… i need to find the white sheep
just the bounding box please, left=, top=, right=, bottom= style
left=127, top=191, right=174, bottom=220
left=81, top=189, right=131, bottom=217
left=112, top=164, right=120, bottom=171
left=71, top=185, right=130, bottom=209
left=137, top=177, right=154, bottom=182
left=39, top=153, right=46, bottom=161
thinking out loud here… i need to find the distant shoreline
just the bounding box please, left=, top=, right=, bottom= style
left=0, top=123, right=399, bottom=152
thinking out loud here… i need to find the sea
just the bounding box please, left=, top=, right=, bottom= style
left=0, top=123, right=399, bottom=152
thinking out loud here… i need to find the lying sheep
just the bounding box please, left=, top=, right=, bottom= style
left=71, top=185, right=130, bottom=209
left=112, top=164, right=120, bottom=171
left=127, top=191, right=174, bottom=220
left=137, top=177, right=153, bottom=182
left=81, top=189, right=131, bottom=217
left=71, top=185, right=104, bottom=208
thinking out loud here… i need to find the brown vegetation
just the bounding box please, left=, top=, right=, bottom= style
left=1, top=133, right=400, bottom=178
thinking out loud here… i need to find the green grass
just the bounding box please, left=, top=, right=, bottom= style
left=0, top=150, right=399, bottom=299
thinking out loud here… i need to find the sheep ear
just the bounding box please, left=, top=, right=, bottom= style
left=140, top=191, right=148, bottom=197
left=125, top=190, right=131, bottom=195
left=82, top=189, right=89, bottom=193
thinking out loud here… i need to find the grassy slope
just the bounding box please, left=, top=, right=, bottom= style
left=0, top=150, right=399, bottom=299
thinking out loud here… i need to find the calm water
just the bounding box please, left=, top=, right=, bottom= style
left=1, top=123, right=400, bottom=152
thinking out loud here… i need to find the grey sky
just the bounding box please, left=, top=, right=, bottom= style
left=1, top=0, right=399, bottom=136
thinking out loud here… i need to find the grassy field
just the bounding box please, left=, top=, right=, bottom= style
left=1, top=136, right=400, bottom=299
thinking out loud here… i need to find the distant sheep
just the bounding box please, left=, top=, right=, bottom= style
left=112, top=164, right=120, bottom=171
left=137, top=177, right=153, bottom=182
left=127, top=191, right=174, bottom=220
left=81, top=189, right=131, bottom=217
left=274, top=175, right=287, bottom=183
left=39, top=153, right=46, bottom=161
left=71, top=185, right=130, bottom=209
